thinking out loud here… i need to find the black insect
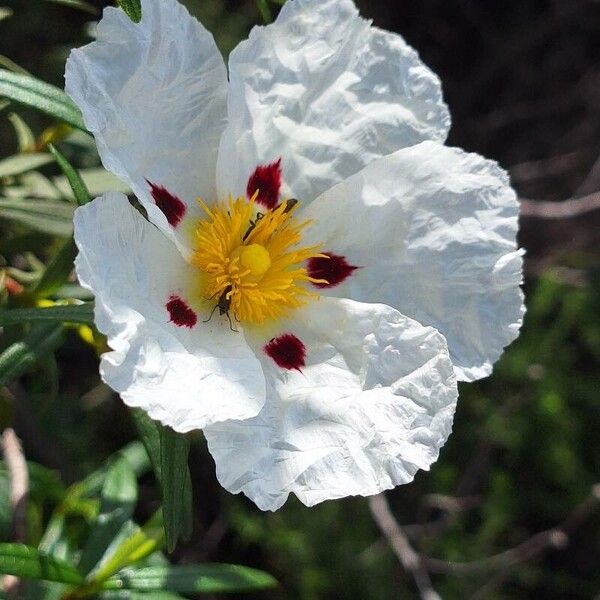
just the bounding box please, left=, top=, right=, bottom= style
left=282, top=198, right=298, bottom=214
left=242, top=211, right=264, bottom=241
left=203, top=284, right=237, bottom=332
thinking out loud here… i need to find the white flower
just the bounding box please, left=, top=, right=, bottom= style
left=66, top=0, right=524, bottom=511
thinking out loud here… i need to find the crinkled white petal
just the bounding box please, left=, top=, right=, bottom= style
left=217, top=0, right=450, bottom=203
left=65, top=0, right=228, bottom=245
left=74, top=193, right=265, bottom=431
left=204, top=298, right=458, bottom=511
left=301, top=141, right=525, bottom=382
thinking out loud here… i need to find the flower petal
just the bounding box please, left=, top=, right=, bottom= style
left=65, top=0, right=228, bottom=245
left=301, top=141, right=525, bottom=382
left=217, top=0, right=450, bottom=203
left=74, top=193, right=265, bottom=431
left=204, top=298, right=458, bottom=511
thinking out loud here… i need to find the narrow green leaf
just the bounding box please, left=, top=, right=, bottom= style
left=0, top=153, right=53, bottom=178
left=0, top=323, right=64, bottom=387
left=89, top=511, right=164, bottom=583
left=7, top=113, right=35, bottom=152
left=0, top=197, right=74, bottom=237
left=159, top=427, right=193, bottom=552
left=130, top=409, right=162, bottom=483
left=0, top=544, right=83, bottom=585
left=31, top=238, right=77, bottom=297
left=48, top=144, right=91, bottom=206
left=99, top=592, right=184, bottom=600
left=79, top=458, right=138, bottom=576
left=45, top=0, right=99, bottom=15
left=0, top=303, right=94, bottom=326
left=0, top=69, right=85, bottom=131
left=256, top=0, right=272, bottom=22
left=117, top=0, right=141, bottom=23
left=53, top=167, right=130, bottom=199
left=103, top=564, right=277, bottom=593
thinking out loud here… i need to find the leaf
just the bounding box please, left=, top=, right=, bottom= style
left=0, top=544, right=83, bottom=585
left=31, top=238, right=77, bottom=298
left=0, top=323, right=64, bottom=387
left=0, top=153, right=53, bottom=178
left=7, top=113, right=35, bottom=152
left=0, top=198, right=74, bottom=237
left=44, top=0, right=99, bottom=15
left=103, top=564, right=277, bottom=593
left=79, top=458, right=138, bottom=576
left=88, top=511, right=164, bottom=583
left=53, top=167, right=130, bottom=199
left=256, top=0, right=272, bottom=22
left=99, top=592, right=185, bottom=600
left=159, top=427, right=193, bottom=553
left=117, top=0, right=141, bottom=23
left=48, top=144, right=91, bottom=206
left=0, top=304, right=94, bottom=326
left=0, top=69, right=85, bottom=131
left=131, top=411, right=193, bottom=552
left=0, top=8, right=12, bottom=21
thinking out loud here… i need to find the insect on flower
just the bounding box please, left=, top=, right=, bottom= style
left=66, top=0, right=524, bottom=510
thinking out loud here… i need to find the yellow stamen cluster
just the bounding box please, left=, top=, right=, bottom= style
left=192, top=197, right=323, bottom=324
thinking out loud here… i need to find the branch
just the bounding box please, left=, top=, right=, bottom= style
left=368, top=494, right=441, bottom=600
left=1, top=428, right=29, bottom=598
left=520, top=191, right=600, bottom=219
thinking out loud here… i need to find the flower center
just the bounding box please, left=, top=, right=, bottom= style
left=192, top=197, right=324, bottom=325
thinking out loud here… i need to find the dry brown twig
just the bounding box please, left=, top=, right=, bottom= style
left=1, top=428, right=29, bottom=597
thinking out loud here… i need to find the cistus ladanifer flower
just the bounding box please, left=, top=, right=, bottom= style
left=65, top=0, right=524, bottom=511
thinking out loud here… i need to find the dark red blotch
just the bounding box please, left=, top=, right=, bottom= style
left=246, top=158, right=282, bottom=209
left=147, top=180, right=186, bottom=227
left=307, top=252, right=358, bottom=288
left=166, top=295, right=197, bottom=328
left=264, top=333, right=306, bottom=371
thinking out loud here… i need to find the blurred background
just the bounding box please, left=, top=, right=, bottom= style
left=1, top=0, right=599, bottom=598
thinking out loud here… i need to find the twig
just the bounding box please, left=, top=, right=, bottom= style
left=520, top=192, right=600, bottom=219
left=368, top=494, right=441, bottom=600
left=1, top=428, right=29, bottom=597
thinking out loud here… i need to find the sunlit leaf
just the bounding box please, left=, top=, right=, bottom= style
left=0, top=544, right=83, bottom=585
left=0, top=153, right=53, bottom=178
left=0, top=69, right=85, bottom=131
left=0, top=198, right=74, bottom=237
left=45, top=0, right=98, bottom=15
left=7, top=113, right=35, bottom=152
left=0, top=323, right=64, bottom=387
left=79, top=458, right=138, bottom=576
left=53, top=167, right=130, bottom=199
left=117, top=0, right=141, bottom=23
left=0, top=304, right=94, bottom=326
left=48, top=144, right=91, bottom=206
left=102, top=564, right=277, bottom=593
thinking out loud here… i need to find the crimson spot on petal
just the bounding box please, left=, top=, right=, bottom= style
left=147, top=180, right=186, bottom=227
left=166, top=295, right=197, bottom=328
left=246, top=158, right=282, bottom=209
left=307, top=252, right=359, bottom=288
left=264, top=333, right=306, bottom=371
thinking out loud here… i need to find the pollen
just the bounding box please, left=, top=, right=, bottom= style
left=192, top=197, right=325, bottom=325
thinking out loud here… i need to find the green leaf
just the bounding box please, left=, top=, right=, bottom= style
left=31, top=238, right=77, bottom=298
left=159, top=427, right=193, bottom=553
left=53, top=167, right=130, bottom=199
left=0, top=198, right=74, bottom=237
left=45, top=0, right=99, bottom=15
left=117, top=0, right=141, bottom=23
left=89, top=511, right=164, bottom=583
left=0, top=304, right=94, bottom=326
left=7, top=113, right=35, bottom=152
left=99, top=592, right=185, bottom=600
left=79, top=458, right=138, bottom=576
left=256, top=0, right=272, bottom=22
left=0, top=544, right=84, bottom=585
left=131, top=411, right=193, bottom=552
left=0, top=153, right=53, bottom=178
left=103, top=564, right=277, bottom=593
left=0, top=69, right=85, bottom=131
left=0, top=323, right=64, bottom=387
left=48, top=144, right=91, bottom=206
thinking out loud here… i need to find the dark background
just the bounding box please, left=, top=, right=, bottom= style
left=1, top=0, right=600, bottom=598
